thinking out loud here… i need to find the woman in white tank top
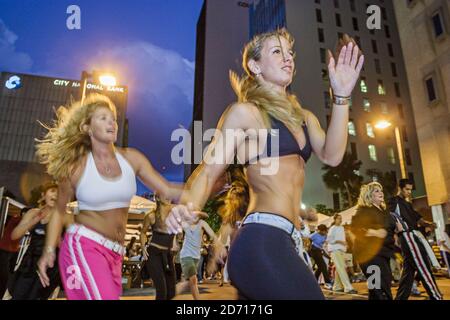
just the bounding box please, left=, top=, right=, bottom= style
left=35, top=93, right=183, bottom=300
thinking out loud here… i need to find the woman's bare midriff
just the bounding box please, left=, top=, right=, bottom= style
left=75, top=208, right=129, bottom=244
left=245, top=154, right=305, bottom=227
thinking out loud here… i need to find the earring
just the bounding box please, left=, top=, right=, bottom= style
left=88, top=131, right=93, bottom=137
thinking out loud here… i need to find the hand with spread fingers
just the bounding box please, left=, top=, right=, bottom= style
left=327, top=34, right=365, bottom=97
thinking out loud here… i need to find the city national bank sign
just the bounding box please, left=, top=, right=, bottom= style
left=53, top=79, right=125, bottom=93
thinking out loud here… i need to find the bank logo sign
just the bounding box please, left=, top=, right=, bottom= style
left=5, top=75, right=22, bottom=90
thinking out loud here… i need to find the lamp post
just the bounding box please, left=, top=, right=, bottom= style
left=79, top=70, right=117, bottom=104
left=375, top=120, right=407, bottom=179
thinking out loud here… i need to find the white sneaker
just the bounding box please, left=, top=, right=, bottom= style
left=324, top=283, right=333, bottom=290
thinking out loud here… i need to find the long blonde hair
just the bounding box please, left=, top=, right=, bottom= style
left=36, top=93, right=117, bottom=180
left=357, top=182, right=386, bottom=209
left=230, top=28, right=305, bottom=129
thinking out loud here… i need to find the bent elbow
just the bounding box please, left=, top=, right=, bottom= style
left=324, top=157, right=343, bottom=167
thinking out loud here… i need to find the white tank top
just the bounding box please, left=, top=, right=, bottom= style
left=76, top=151, right=137, bottom=211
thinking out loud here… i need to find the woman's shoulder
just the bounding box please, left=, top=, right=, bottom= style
left=226, top=102, right=260, bottom=119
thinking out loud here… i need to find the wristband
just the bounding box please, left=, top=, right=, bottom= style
left=45, top=246, right=55, bottom=254
left=333, top=95, right=352, bottom=105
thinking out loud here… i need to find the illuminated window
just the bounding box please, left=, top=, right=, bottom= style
left=348, top=121, right=356, bottom=136
left=368, top=145, right=378, bottom=161
left=360, top=78, right=368, bottom=93
left=363, top=98, right=371, bottom=112
left=387, top=147, right=396, bottom=164
left=378, top=80, right=386, bottom=95
left=366, top=123, right=375, bottom=138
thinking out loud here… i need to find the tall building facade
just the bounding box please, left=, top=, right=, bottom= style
left=392, top=0, right=450, bottom=227
left=273, top=0, right=425, bottom=210
left=188, top=0, right=250, bottom=179
left=0, top=71, right=128, bottom=202
left=191, top=0, right=426, bottom=211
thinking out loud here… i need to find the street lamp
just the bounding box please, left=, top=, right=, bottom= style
left=80, top=70, right=117, bottom=104
left=374, top=120, right=407, bottom=179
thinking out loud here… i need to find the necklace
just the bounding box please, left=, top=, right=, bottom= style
left=105, top=166, right=112, bottom=174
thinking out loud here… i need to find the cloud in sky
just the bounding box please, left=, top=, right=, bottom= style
left=0, top=19, right=33, bottom=72
left=88, top=41, right=195, bottom=185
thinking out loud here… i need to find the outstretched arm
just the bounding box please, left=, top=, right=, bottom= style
left=124, top=148, right=184, bottom=202
left=307, top=37, right=364, bottom=167
left=166, top=103, right=253, bottom=234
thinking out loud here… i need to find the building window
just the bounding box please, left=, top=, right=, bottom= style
left=352, top=17, right=359, bottom=31
left=363, top=98, right=371, bottom=112
left=326, top=115, right=331, bottom=129
left=374, top=59, right=381, bottom=74
left=334, top=0, right=340, bottom=9
left=394, top=82, right=401, bottom=97
left=402, top=126, right=409, bottom=142
left=350, top=0, right=356, bottom=12
left=318, top=28, right=325, bottom=43
left=381, top=7, right=387, bottom=20
left=387, top=43, right=394, bottom=57
left=320, top=48, right=326, bottom=64
left=348, top=121, right=356, bottom=136
left=425, top=76, right=438, bottom=103
left=378, top=80, right=386, bottom=95
left=372, top=40, right=378, bottom=54
left=333, top=193, right=340, bottom=211
left=360, top=78, right=368, bottom=93
left=397, top=104, right=404, bottom=119
left=391, top=62, right=398, bottom=77
left=408, top=172, right=416, bottom=190
left=368, top=145, right=378, bottom=161
left=322, top=69, right=329, bottom=82
left=387, top=147, right=396, bottom=165
left=432, top=10, right=446, bottom=38
left=316, top=9, right=323, bottom=23
left=350, top=142, right=358, bottom=159
left=380, top=102, right=389, bottom=114
left=336, top=13, right=342, bottom=27
left=366, top=123, right=375, bottom=138
left=405, top=148, right=412, bottom=166
left=385, top=25, right=391, bottom=38
left=324, top=91, right=331, bottom=109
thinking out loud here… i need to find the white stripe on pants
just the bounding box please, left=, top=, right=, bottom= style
left=331, top=250, right=354, bottom=292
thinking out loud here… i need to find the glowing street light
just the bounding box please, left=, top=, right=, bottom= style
left=80, top=70, right=118, bottom=103
left=375, top=119, right=407, bottom=179
left=98, top=74, right=117, bottom=86
left=374, top=120, right=392, bottom=130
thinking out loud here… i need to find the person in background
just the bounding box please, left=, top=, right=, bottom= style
left=0, top=204, right=24, bottom=299
left=438, top=225, right=450, bottom=278
left=350, top=182, right=396, bottom=300
left=10, top=182, right=61, bottom=300
left=126, top=237, right=138, bottom=258
left=327, top=214, right=357, bottom=294
left=388, top=179, right=442, bottom=300
left=309, top=224, right=332, bottom=290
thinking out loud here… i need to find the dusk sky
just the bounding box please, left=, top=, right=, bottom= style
left=0, top=0, right=204, bottom=194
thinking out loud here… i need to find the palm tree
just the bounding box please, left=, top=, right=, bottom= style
left=322, top=151, right=363, bottom=208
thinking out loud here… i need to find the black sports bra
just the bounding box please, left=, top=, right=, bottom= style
left=245, top=116, right=312, bottom=165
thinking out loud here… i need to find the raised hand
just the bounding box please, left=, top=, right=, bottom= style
left=327, top=35, right=364, bottom=97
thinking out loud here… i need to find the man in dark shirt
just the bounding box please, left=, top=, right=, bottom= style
left=388, top=179, right=442, bottom=300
